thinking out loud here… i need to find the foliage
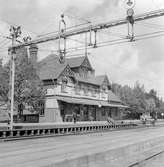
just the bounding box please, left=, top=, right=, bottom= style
left=0, top=47, right=45, bottom=114
left=111, top=81, right=164, bottom=119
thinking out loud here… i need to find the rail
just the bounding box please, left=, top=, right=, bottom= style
left=0, top=123, right=137, bottom=141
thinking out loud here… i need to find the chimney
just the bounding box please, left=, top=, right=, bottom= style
left=29, top=44, right=38, bottom=68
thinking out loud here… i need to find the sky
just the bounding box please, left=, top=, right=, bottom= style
left=0, top=0, right=164, bottom=98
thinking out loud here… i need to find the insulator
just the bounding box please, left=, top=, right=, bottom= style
left=127, top=16, right=134, bottom=25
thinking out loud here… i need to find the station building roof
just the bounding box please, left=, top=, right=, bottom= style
left=38, top=55, right=68, bottom=80
left=38, top=54, right=110, bottom=87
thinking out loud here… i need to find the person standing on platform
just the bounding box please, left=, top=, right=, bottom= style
left=73, top=112, right=77, bottom=124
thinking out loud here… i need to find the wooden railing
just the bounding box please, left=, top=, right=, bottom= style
left=0, top=123, right=137, bottom=141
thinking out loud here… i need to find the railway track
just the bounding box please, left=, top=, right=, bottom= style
left=128, top=150, right=164, bottom=167
left=0, top=123, right=137, bottom=141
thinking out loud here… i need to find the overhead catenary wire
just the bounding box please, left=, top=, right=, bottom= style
left=38, top=29, right=164, bottom=55
left=0, top=38, right=9, bottom=45
left=65, top=31, right=164, bottom=53
left=0, top=39, right=11, bottom=49
left=0, top=47, right=9, bottom=51
left=0, top=9, right=164, bottom=58
left=100, top=30, right=127, bottom=39
left=67, top=37, right=87, bottom=44
left=0, top=18, right=38, bottom=38
left=0, top=49, right=8, bottom=53
left=37, top=22, right=89, bottom=38
left=11, top=9, right=164, bottom=49
left=136, top=22, right=164, bottom=31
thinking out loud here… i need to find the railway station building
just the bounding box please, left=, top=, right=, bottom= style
left=35, top=45, right=127, bottom=122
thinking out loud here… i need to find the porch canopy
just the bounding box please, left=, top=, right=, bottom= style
left=55, top=96, right=128, bottom=108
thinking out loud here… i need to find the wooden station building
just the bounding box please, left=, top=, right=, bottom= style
left=34, top=46, right=126, bottom=123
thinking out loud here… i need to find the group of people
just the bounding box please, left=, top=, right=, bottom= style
left=140, top=114, right=157, bottom=125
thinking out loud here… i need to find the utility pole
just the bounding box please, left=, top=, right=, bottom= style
left=9, top=26, right=21, bottom=130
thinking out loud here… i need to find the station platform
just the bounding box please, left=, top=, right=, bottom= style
left=1, top=126, right=164, bottom=167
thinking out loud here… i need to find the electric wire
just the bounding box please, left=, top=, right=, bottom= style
left=136, top=22, right=164, bottom=31
left=0, top=18, right=38, bottom=38
left=38, top=30, right=164, bottom=55
left=100, top=30, right=127, bottom=39
left=135, top=32, right=164, bottom=42
left=0, top=38, right=9, bottom=45
left=67, top=37, right=86, bottom=44
left=135, top=30, right=164, bottom=38
left=65, top=31, right=164, bottom=53
left=0, top=39, right=10, bottom=49
left=37, top=22, right=89, bottom=38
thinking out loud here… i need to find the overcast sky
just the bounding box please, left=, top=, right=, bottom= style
left=0, top=0, right=164, bottom=98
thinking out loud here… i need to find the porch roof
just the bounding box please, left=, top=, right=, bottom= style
left=55, top=96, right=128, bottom=108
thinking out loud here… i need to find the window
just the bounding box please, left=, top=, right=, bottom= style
left=108, top=108, right=112, bottom=117
left=102, top=107, right=106, bottom=116
left=114, top=108, right=118, bottom=117
left=111, top=107, right=118, bottom=117
left=61, top=82, right=67, bottom=92
left=101, top=91, right=106, bottom=99
left=91, top=88, right=97, bottom=97
left=39, top=101, right=45, bottom=116
left=74, top=105, right=80, bottom=115
left=83, top=86, right=88, bottom=96
left=61, top=76, right=68, bottom=93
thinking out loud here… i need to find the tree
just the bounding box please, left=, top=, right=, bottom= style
left=111, top=82, right=164, bottom=120
left=133, top=81, right=147, bottom=112
left=0, top=47, right=45, bottom=117
left=0, top=61, right=9, bottom=102
left=145, top=98, right=156, bottom=113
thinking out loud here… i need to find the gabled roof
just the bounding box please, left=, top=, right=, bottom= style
left=66, top=56, right=93, bottom=70
left=95, top=75, right=110, bottom=86
left=38, top=55, right=93, bottom=81
left=38, top=55, right=109, bottom=87
left=38, top=54, right=68, bottom=80
left=76, top=75, right=111, bottom=87
left=108, top=90, right=122, bottom=103
left=66, top=56, right=86, bottom=68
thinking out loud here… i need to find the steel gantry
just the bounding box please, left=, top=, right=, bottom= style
left=10, top=9, right=164, bottom=49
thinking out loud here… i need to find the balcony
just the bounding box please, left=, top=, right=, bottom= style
left=46, top=85, right=108, bottom=101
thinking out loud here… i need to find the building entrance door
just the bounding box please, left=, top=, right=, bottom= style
left=83, top=106, right=88, bottom=121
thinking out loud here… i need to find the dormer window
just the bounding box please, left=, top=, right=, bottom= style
left=101, top=85, right=106, bottom=99
left=61, top=76, right=68, bottom=93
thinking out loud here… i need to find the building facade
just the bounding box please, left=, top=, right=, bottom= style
left=37, top=52, right=127, bottom=123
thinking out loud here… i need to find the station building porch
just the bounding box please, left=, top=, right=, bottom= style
left=39, top=95, right=127, bottom=123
